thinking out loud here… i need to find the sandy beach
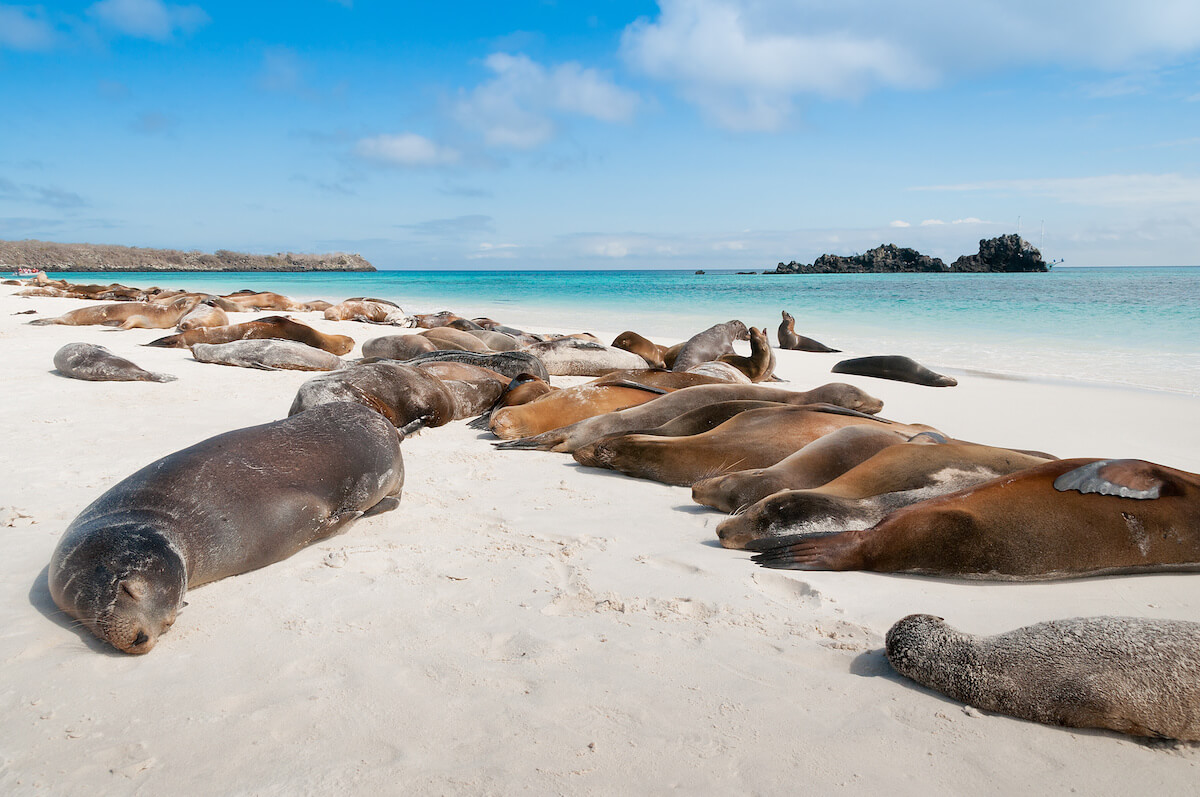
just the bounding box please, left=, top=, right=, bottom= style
left=2, top=282, right=1199, bottom=794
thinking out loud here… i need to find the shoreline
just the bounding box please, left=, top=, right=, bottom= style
left=2, top=281, right=1199, bottom=792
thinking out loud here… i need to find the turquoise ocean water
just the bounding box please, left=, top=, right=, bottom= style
left=47, top=267, right=1200, bottom=396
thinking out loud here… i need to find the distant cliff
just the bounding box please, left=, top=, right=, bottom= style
left=0, top=239, right=375, bottom=272
left=768, top=235, right=1048, bottom=274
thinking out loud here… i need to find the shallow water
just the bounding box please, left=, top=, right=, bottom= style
left=43, top=267, right=1200, bottom=395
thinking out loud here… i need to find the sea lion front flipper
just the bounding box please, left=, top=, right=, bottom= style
left=361, top=497, right=401, bottom=517
left=746, top=531, right=862, bottom=570
left=599, top=380, right=669, bottom=395
left=1053, top=459, right=1165, bottom=500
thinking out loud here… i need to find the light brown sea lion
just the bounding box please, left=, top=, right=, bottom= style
left=521, top=338, right=650, bottom=376
left=446, top=317, right=485, bottom=331
left=323, top=299, right=400, bottom=323
left=832, top=355, right=958, bottom=387
left=684, top=361, right=751, bottom=383
left=220, top=291, right=308, bottom=312
left=289, top=361, right=459, bottom=433
left=717, top=325, right=775, bottom=381
left=406, top=311, right=470, bottom=329
left=362, top=334, right=439, bottom=359
left=48, top=402, right=404, bottom=654
left=612, top=331, right=668, bottom=369
left=147, top=316, right=354, bottom=356
left=489, top=382, right=672, bottom=439
left=692, top=425, right=911, bottom=513
left=495, top=382, right=884, bottom=453
left=465, top=373, right=559, bottom=431
left=571, top=405, right=935, bottom=486
left=590, top=369, right=733, bottom=390
left=749, top=458, right=1200, bottom=579
left=176, top=300, right=230, bottom=331
left=671, top=320, right=749, bottom=371
left=191, top=340, right=344, bottom=371
left=465, top=329, right=520, bottom=351
left=421, top=327, right=492, bottom=353
left=777, top=311, right=840, bottom=352
left=53, top=342, right=177, bottom=383
left=30, top=296, right=199, bottom=329
left=886, top=614, right=1200, bottom=741
left=716, top=440, right=1053, bottom=548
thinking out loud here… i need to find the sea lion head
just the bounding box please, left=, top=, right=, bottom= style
left=884, top=614, right=974, bottom=685
left=50, top=523, right=187, bottom=654
left=804, top=383, right=884, bottom=415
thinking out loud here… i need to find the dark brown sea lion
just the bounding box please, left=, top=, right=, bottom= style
left=472, top=317, right=531, bottom=337
left=886, top=614, right=1200, bottom=741
left=716, top=440, right=1052, bottom=548
left=147, top=316, right=355, bottom=356
left=289, top=361, right=459, bottom=433
left=521, top=338, right=650, bottom=376
left=671, top=320, right=749, bottom=371
left=47, top=402, right=404, bottom=654
left=777, top=311, right=840, bottom=352
left=489, top=382, right=672, bottom=439
left=571, top=406, right=936, bottom=487
left=191, top=340, right=344, bottom=371
left=30, top=296, right=199, bottom=329
left=495, top=382, right=884, bottom=453
left=692, top=425, right=911, bottom=513
left=832, top=355, right=958, bottom=387
left=717, top=326, right=775, bottom=381
left=362, top=334, right=439, bottom=359
left=750, top=458, right=1200, bottom=579
left=612, top=331, right=668, bottom=368
left=53, top=342, right=177, bottom=383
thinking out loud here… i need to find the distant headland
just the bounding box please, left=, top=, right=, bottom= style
left=0, top=239, right=375, bottom=272
left=767, top=234, right=1049, bottom=274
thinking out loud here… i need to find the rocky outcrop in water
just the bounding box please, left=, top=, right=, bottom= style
left=767, top=236, right=1048, bottom=274
left=950, top=234, right=1048, bottom=272
left=0, top=239, right=375, bottom=272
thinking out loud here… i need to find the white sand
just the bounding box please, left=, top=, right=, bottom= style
left=2, top=283, right=1199, bottom=794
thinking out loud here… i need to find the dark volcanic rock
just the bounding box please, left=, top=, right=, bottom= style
left=951, top=235, right=1048, bottom=273
left=769, top=244, right=946, bottom=274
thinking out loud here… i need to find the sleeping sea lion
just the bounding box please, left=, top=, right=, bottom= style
left=612, top=331, right=668, bottom=369
left=832, top=355, right=957, bottom=387
left=289, top=362, right=458, bottom=434
left=53, top=343, right=177, bottom=383
left=191, top=340, right=344, bottom=371
left=521, top=338, right=650, bottom=377
left=147, top=316, right=354, bottom=356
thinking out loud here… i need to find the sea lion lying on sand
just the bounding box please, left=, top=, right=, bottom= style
left=148, top=316, right=354, bottom=356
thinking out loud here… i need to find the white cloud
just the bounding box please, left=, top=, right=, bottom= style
left=915, top=174, right=1200, bottom=206
left=355, top=133, right=461, bottom=167
left=0, top=5, right=58, bottom=50
left=88, top=0, right=209, bottom=41
left=467, top=242, right=519, bottom=260
left=455, top=53, right=639, bottom=149
left=889, top=220, right=911, bottom=228
left=920, top=219, right=946, bottom=226
left=621, top=0, right=1200, bottom=130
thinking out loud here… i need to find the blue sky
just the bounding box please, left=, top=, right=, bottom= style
left=2, top=0, right=1199, bottom=268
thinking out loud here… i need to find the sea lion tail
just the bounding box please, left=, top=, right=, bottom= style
left=746, top=531, right=856, bottom=571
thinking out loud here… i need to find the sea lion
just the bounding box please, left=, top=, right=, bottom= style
left=777, top=311, right=840, bottom=352
left=421, top=327, right=492, bottom=353
left=749, top=458, right=1200, bottom=579
left=220, top=291, right=308, bottom=312
left=885, top=614, right=1200, bottom=741
left=30, top=296, right=199, bottom=329
left=53, top=343, right=177, bottom=383
left=147, top=316, right=354, bottom=356
left=473, top=318, right=531, bottom=337
left=289, top=361, right=460, bottom=433
left=398, top=350, right=551, bottom=382
left=362, top=334, right=439, bottom=359
left=692, top=425, right=911, bottom=513
left=404, top=311, right=470, bottom=329
left=191, top=340, right=344, bottom=371
left=832, top=355, right=958, bottom=387
left=466, top=373, right=559, bottom=431
left=591, top=369, right=734, bottom=390
left=489, top=382, right=671, bottom=439
left=495, top=382, right=884, bottom=453
left=572, top=406, right=935, bottom=487
left=671, top=320, right=750, bottom=371
left=716, top=440, right=1052, bottom=548
left=717, top=326, right=775, bottom=382
left=521, top=338, right=650, bottom=377
left=323, top=299, right=401, bottom=323
left=683, top=361, right=751, bottom=383
left=47, top=402, right=404, bottom=654
left=612, top=331, right=668, bottom=369
left=446, top=317, right=485, bottom=331
left=465, top=329, right=520, bottom=351
left=176, top=300, right=230, bottom=331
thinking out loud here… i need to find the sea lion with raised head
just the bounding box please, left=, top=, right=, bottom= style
left=717, top=326, right=776, bottom=381
left=572, top=406, right=936, bottom=487
left=612, top=331, right=668, bottom=369
left=191, top=340, right=344, bottom=371
left=496, top=382, right=884, bottom=453
left=53, top=343, right=177, bottom=383
left=750, top=458, right=1200, bottom=579
left=832, top=355, right=958, bottom=387
left=48, top=402, right=404, bottom=654
left=521, top=338, right=650, bottom=377
left=885, top=614, right=1200, bottom=741
left=147, top=316, right=354, bottom=356
left=777, top=311, right=840, bottom=352
left=670, top=320, right=749, bottom=371
left=716, top=440, right=1052, bottom=548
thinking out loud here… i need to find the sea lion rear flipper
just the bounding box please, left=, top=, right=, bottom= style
left=466, top=413, right=492, bottom=430
left=148, top=372, right=178, bottom=383
left=747, top=531, right=860, bottom=571
left=362, top=497, right=401, bottom=517
left=1053, top=459, right=1166, bottom=500
left=493, top=431, right=562, bottom=451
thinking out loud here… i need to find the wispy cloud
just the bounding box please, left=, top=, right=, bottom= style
left=914, top=173, right=1200, bottom=206
left=0, top=5, right=59, bottom=50
left=257, top=46, right=304, bottom=93
left=87, top=0, right=209, bottom=42
left=355, top=133, right=462, bottom=167
left=0, top=177, right=87, bottom=209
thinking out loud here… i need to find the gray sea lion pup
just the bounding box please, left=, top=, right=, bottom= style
left=671, top=320, right=750, bottom=371
left=53, top=342, right=177, bottom=383
left=886, top=614, right=1200, bottom=741
left=777, top=311, right=840, bottom=352
left=191, top=340, right=344, bottom=371
left=832, top=355, right=958, bottom=387
left=48, top=402, right=404, bottom=654
left=496, top=382, right=884, bottom=453
left=521, top=338, right=650, bottom=376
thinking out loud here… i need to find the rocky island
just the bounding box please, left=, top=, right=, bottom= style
left=0, top=239, right=375, bottom=272
left=768, top=234, right=1048, bottom=274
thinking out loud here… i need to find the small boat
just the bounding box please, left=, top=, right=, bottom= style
left=12, top=267, right=40, bottom=278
